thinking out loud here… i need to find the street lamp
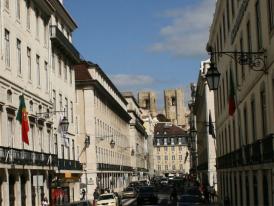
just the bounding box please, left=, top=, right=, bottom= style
left=205, top=45, right=267, bottom=90
left=205, top=63, right=220, bottom=91
left=59, top=116, right=69, bottom=134
left=110, top=139, right=115, bottom=149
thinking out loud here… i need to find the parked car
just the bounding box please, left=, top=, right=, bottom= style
left=122, top=187, right=137, bottom=199
left=137, top=186, right=158, bottom=205
left=96, top=193, right=118, bottom=206
left=160, top=177, right=168, bottom=185
left=177, top=194, right=205, bottom=206
left=62, top=200, right=92, bottom=206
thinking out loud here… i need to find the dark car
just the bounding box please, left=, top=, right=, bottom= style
left=177, top=194, right=205, bottom=206
left=137, top=186, right=158, bottom=205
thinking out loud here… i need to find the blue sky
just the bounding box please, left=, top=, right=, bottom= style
left=64, top=0, right=215, bottom=110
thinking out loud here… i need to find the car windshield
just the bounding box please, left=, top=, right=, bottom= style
left=98, top=195, right=114, bottom=200
left=125, top=187, right=134, bottom=192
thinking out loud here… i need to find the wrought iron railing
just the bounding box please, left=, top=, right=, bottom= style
left=217, top=134, right=273, bottom=169
left=58, top=159, right=83, bottom=171
left=97, top=163, right=133, bottom=172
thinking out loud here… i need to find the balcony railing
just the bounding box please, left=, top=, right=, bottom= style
left=50, top=25, right=80, bottom=64
left=97, top=163, right=133, bottom=172
left=217, top=134, right=274, bottom=169
left=0, top=146, right=58, bottom=167
left=58, top=159, right=83, bottom=171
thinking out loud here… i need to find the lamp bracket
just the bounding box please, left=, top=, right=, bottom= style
left=36, top=109, right=66, bottom=119
left=210, top=51, right=267, bottom=72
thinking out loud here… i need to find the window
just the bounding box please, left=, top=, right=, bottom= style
left=165, top=155, right=168, bottom=160
left=158, top=165, right=161, bottom=171
left=17, top=39, right=21, bottom=74
left=45, top=62, right=48, bottom=91
left=27, top=47, right=31, bottom=80
left=179, top=155, right=182, bottom=160
left=251, top=98, right=257, bottom=142
left=65, top=98, right=68, bottom=117
left=53, top=90, right=56, bottom=110
left=171, top=97, right=176, bottom=106
left=269, top=0, right=274, bottom=30
left=36, top=55, right=40, bottom=86
left=72, top=140, right=75, bottom=160
left=16, top=0, right=20, bottom=19
left=178, top=138, right=182, bottom=145
left=164, top=138, right=167, bottom=145
left=256, top=1, right=263, bottom=49
left=243, top=106, right=248, bottom=144
left=64, top=61, right=67, bottom=81
left=5, top=29, right=10, bottom=67
left=172, top=165, right=176, bottom=170
left=226, top=0, right=230, bottom=31
left=7, top=117, right=13, bottom=145
left=260, top=88, right=267, bottom=136
left=59, top=94, right=62, bottom=110
left=164, top=147, right=168, bottom=151
left=172, top=155, right=175, bottom=160
left=165, top=165, right=168, bottom=170
left=157, top=147, right=160, bottom=152
left=69, top=66, right=72, bottom=84
left=156, top=139, right=160, bottom=146
left=43, top=20, right=47, bottom=46
left=157, top=156, right=160, bottom=160
left=70, top=101, right=73, bottom=123
left=26, top=0, right=30, bottom=29
left=179, top=146, right=182, bottom=151
left=7, top=90, right=12, bottom=103
left=171, top=138, right=174, bottom=145
left=171, top=147, right=175, bottom=151
left=247, top=20, right=252, bottom=53
left=58, top=56, right=62, bottom=76
left=35, top=9, right=39, bottom=39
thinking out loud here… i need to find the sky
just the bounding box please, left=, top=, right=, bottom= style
left=64, top=0, right=216, bottom=110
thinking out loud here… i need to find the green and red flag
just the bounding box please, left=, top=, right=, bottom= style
left=16, top=95, right=29, bottom=144
left=228, top=71, right=236, bottom=116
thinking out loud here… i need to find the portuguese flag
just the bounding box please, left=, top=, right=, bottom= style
left=16, top=95, right=29, bottom=144
left=228, top=72, right=236, bottom=116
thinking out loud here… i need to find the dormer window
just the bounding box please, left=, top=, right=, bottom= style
left=178, top=137, right=182, bottom=145
left=164, top=138, right=167, bottom=145
left=171, top=138, right=174, bottom=145
left=38, top=105, right=42, bottom=114
left=156, top=139, right=160, bottom=146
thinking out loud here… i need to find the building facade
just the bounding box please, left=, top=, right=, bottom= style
left=193, top=60, right=217, bottom=189
left=164, top=88, right=187, bottom=128
left=153, top=122, right=190, bottom=176
left=75, top=61, right=132, bottom=199
left=0, top=0, right=81, bottom=205
left=123, top=92, right=148, bottom=181
left=138, top=91, right=157, bottom=118
left=208, top=0, right=274, bottom=205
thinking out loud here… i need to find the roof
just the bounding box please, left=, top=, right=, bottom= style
left=154, top=122, right=187, bottom=136
left=74, top=63, right=92, bottom=81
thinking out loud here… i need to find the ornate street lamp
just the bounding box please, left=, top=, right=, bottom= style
left=110, top=139, right=115, bottom=149
left=205, top=63, right=221, bottom=91
left=59, top=116, right=69, bottom=134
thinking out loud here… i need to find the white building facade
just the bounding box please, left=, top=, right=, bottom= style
left=0, top=0, right=81, bottom=205
left=193, top=60, right=217, bottom=189
left=75, top=61, right=132, bottom=200
left=208, top=0, right=274, bottom=205
left=123, top=92, right=148, bottom=181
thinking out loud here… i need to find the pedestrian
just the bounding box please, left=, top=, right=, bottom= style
left=170, top=187, right=177, bottom=201
left=93, top=189, right=100, bottom=200
left=41, top=197, right=49, bottom=206
left=80, top=189, right=86, bottom=200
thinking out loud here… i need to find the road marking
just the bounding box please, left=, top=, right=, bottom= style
left=122, top=198, right=136, bottom=206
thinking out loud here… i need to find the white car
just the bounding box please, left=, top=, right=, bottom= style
left=96, top=193, right=118, bottom=206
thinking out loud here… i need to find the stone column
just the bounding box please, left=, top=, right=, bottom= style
left=26, top=170, right=32, bottom=206
left=2, top=168, right=9, bottom=206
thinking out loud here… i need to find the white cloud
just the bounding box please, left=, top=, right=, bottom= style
left=110, top=74, right=155, bottom=87
left=149, top=0, right=215, bottom=57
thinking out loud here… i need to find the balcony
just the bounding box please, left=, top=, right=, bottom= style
left=0, top=146, right=57, bottom=167
left=50, top=26, right=80, bottom=64
left=58, top=159, right=83, bottom=171
left=217, top=134, right=274, bottom=169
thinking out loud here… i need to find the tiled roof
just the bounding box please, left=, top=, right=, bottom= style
left=74, top=62, right=92, bottom=81
left=154, top=122, right=187, bottom=136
